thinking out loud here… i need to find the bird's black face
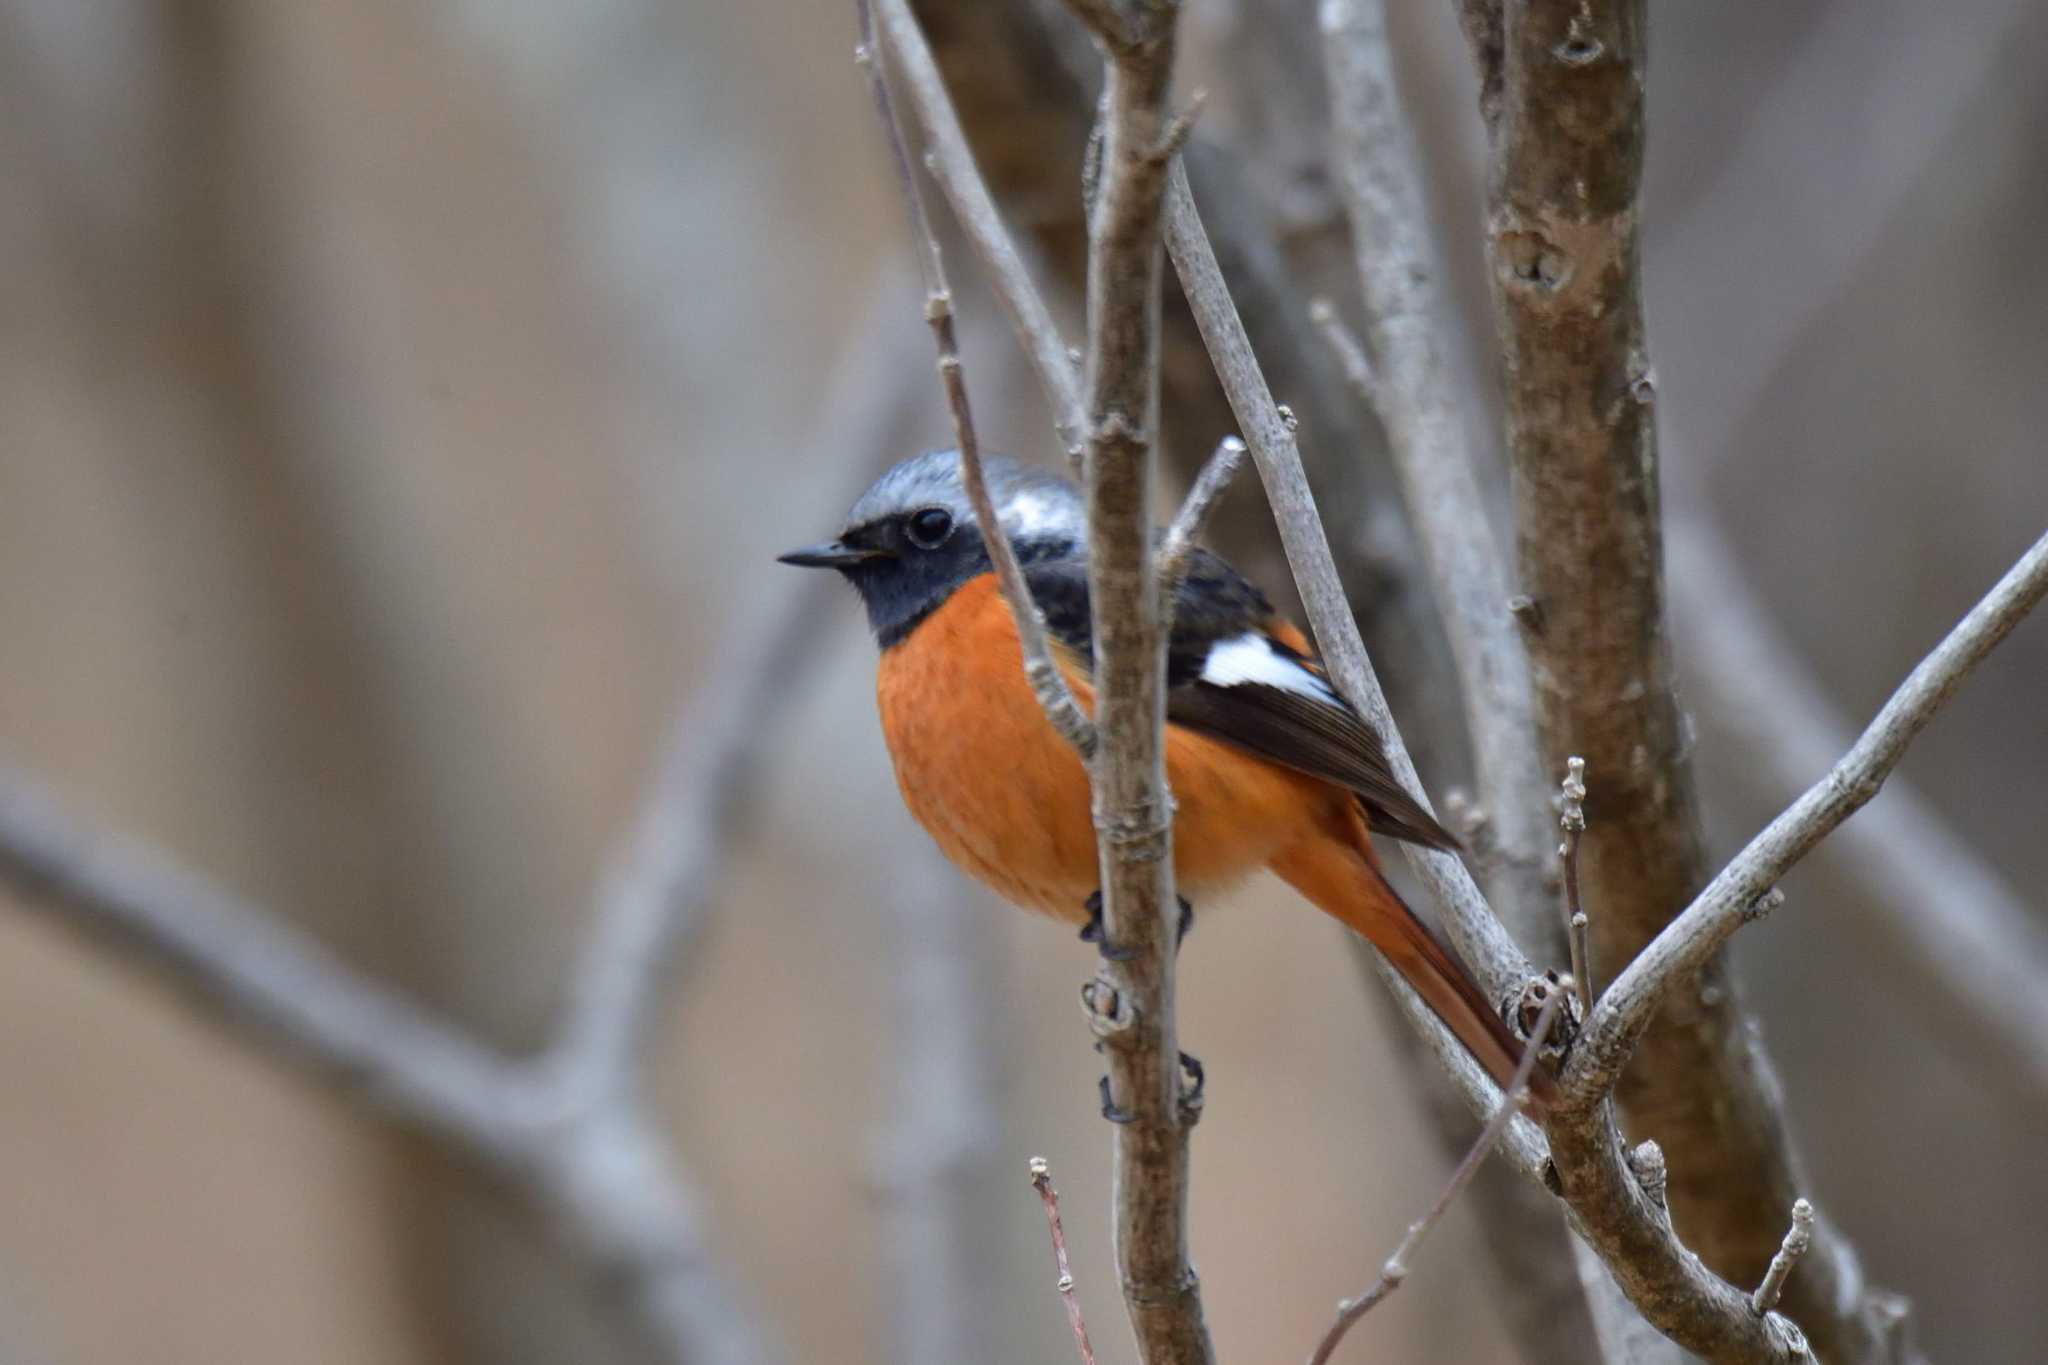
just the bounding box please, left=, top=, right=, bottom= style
left=779, top=504, right=992, bottom=647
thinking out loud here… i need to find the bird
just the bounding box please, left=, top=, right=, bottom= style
left=779, top=449, right=1548, bottom=1106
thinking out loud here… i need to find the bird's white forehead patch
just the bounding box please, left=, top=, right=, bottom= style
left=1002, top=488, right=1073, bottom=540
left=1200, top=634, right=1337, bottom=700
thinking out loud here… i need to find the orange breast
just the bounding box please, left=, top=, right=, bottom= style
left=876, top=574, right=1341, bottom=921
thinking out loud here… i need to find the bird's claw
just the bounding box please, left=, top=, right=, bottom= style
left=1078, top=890, right=1193, bottom=961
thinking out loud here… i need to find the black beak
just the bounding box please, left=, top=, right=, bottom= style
left=777, top=539, right=887, bottom=569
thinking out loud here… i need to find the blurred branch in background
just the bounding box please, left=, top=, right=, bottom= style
left=0, top=760, right=768, bottom=1365
left=1668, top=521, right=2048, bottom=1107
left=0, top=263, right=945, bottom=1364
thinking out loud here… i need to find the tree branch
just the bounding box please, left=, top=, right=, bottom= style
left=0, top=768, right=769, bottom=1365
left=1157, top=434, right=1246, bottom=620
left=1568, top=528, right=2048, bottom=1103
left=1057, top=4, right=1215, bottom=1362
left=1030, top=1157, right=1101, bottom=1365
left=1162, top=163, right=1538, bottom=1016
left=870, top=0, right=1087, bottom=465
left=1316, top=0, right=1557, bottom=954
left=1459, top=4, right=1922, bottom=1359
left=0, top=262, right=953, bottom=1365
left=1752, top=1199, right=1816, bottom=1318
left=1669, top=517, right=2048, bottom=1107
left=858, top=0, right=1099, bottom=760
left=1308, top=985, right=1566, bottom=1365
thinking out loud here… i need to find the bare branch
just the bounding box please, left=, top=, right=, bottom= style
left=1307, top=984, right=1567, bottom=1365
left=1670, top=517, right=2048, bottom=1107
left=1161, top=163, right=1537, bottom=1014
left=875, top=843, right=1004, bottom=1361
left=1567, top=528, right=2048, bottom=1103
left=0, top=769, right=770, bottom=1365
left=1557, top=756, right=1590, bottom=1011
left=0, top=768, right=534, bottom=1157
left=1316, top=0, right=1557, bottom=953
left=1752, top=1200, right=1815, bottom=1318
left=0, top=263, right=953, bottom=1365
left=857, top=0, right=1099, bottom=761
left=1030, top=1157, right=1100, bottom=1365
left=869, top=0, right=1086, bottom=464
left=1157, top=434, right=1247, bottom=615
left=1050, top=3, right=1222, bottom=1361
left=560, top=563, right=840, bottom=1098
left=1537, top=528, right=2048, bottom=1363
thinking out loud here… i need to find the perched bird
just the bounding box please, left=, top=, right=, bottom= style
left=780, top=450, right=1544, bottom=1102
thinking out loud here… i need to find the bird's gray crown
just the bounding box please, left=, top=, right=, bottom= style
left=844, top=450, right=1082, bottom=551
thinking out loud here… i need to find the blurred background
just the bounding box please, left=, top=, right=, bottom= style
left=1, top=1, right=2043, bottom=1362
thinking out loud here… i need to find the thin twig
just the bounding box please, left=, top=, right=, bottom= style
left=1307, top=984, right=1569, bottom=1365
left=1751, top=1199, right=1815, bottom=1317
left=1315, top=0, right=1558, bottom=955
left=868, top=0, right=1086, bottom=466
left=1558, top=756, right=1590, bottom=1012
left=1161, top=163, right=1540, bottom=1016
left=1157, top=434, right=1247, bottom=628
left=1566, top=528, right=2048, bottom=1104
left=856, top=0, right=1098, bottom=761
left=1030, top=1157, right=1100, bottom=1365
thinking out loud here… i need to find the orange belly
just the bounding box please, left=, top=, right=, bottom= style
left=876, top=574, right=1343, bottom=921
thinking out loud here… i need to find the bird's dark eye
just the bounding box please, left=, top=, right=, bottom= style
left=906, top=506, right=954, bottom=549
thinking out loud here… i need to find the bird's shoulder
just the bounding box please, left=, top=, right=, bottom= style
left=1019, top=550, right=1456, bottom=851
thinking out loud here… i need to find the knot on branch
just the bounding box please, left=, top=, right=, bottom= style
left=1628, top=354, right=1657, bottom=405
left=1514, top=971, right=1580, bottom=1063
left=1743, top=885, right=1786, bottom=923
left=1507, top=594, right=1545, bottom=634
left=1498, top=229, right=1571, bottom=293
left=1551, top=16, right=1605, bottom=67
left=1628, top=1139, right=1668, bottom=1210
left=1090, top=409, right=1150, bottom=454
left=1148, top=91, right=1206, bottom=167
left=1177, top=1052, right=1205, bottom=1126
left=1081, top=975, right=1137, bottom=1040
left=1094, top=803, right=1173, bottom=853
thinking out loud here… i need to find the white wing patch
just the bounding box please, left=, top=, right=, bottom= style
left=1199, top=634, right=1338, bottom=701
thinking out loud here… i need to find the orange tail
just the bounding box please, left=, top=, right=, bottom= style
left=1271, top=813, right=1555, bottom=1109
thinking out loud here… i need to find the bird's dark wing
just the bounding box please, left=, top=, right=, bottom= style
left=1022, top=553, right=1457, bottom=851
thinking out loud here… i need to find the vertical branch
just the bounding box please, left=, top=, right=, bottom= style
left=1467, top=4, right=1916, bottom=1358
left=1060, top=4, right=1214, bottom=1362
left=870, top=0, right=1087, bottom=465
left=1316, top=0, right=1556, bottom=952
left=856, top=0, right=1099, bottom=759
left=1030, top=1158, right=1101, bottom=1365
left=1484, top=0, right=1697, bottom=1035
left=877, top=857, right=1006, bottom=1363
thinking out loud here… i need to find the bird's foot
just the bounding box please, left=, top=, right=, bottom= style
left=1078, top=890, right=1137, bottom=962
left=1098, top=1074, right=1135, bottom=1124
left=1077, top=890, right=1195, bottom=961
